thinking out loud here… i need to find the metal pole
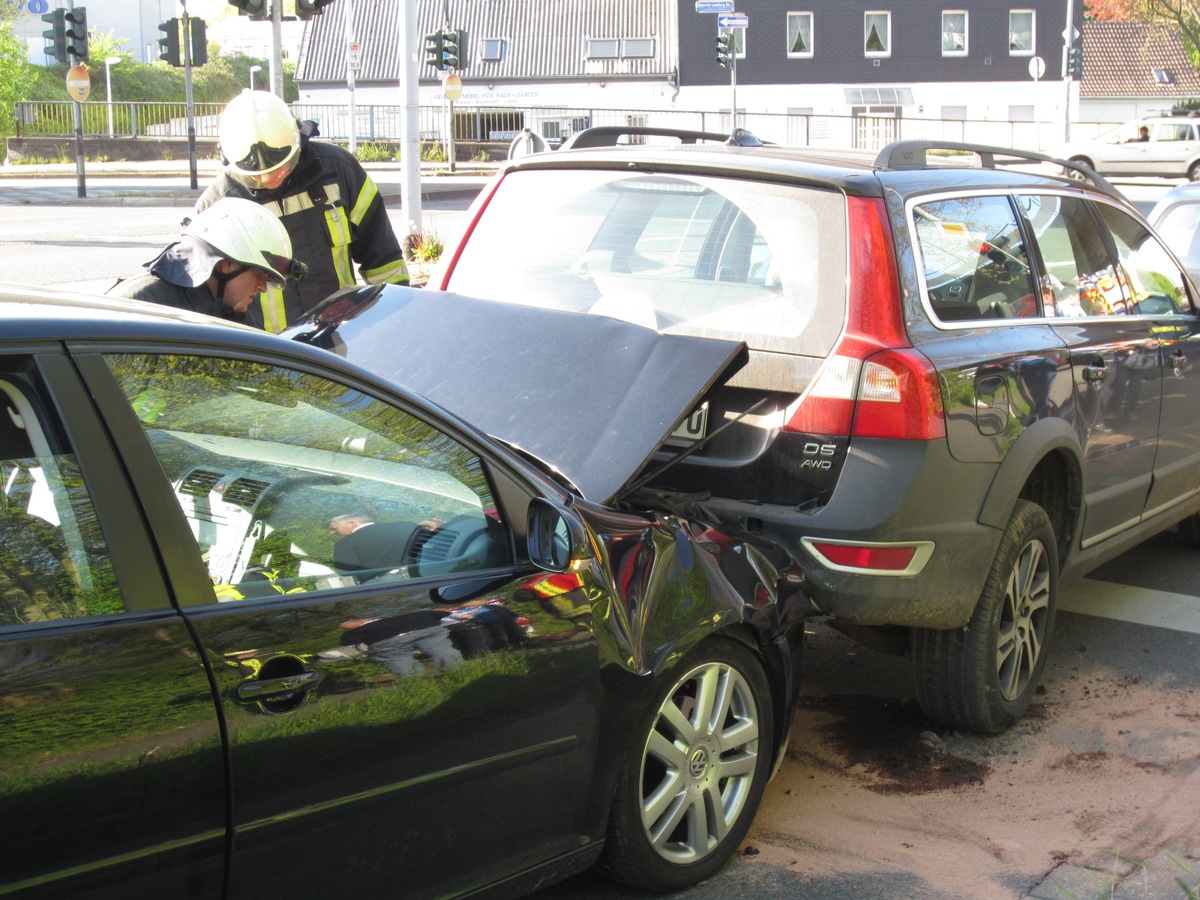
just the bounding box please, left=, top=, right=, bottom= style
left=182, top=3, right=198, bottom=189
left=1063, top=0, right=1074, bottom=143
left=105, top=59, right=114, bottom=137
left=73, top=99, right=86, bottom=198
left=400, top=0, right=422, bottom=237
left=345, top=0, right=357, bottom=154
left=271, top=0, right=283, bottom=97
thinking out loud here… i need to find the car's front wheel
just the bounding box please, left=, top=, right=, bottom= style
left=599, top=637, right=774, bottom=892
left=911, top=499, right=1058, bottom=734
left=1188, top=160, right=1200, bottom=182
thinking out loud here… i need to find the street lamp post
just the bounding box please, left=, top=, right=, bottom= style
left=250, top=65, right=263, bottom=91
left=104, top=56, right=121, bottom=138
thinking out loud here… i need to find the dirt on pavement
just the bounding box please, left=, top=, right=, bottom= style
left=743, top=620, right=1200, bottom=898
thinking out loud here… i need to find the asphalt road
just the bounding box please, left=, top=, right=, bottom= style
left=1, top=170, right=1197, bottom=900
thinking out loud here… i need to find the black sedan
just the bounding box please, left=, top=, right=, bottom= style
left=0, top=285, right=806, bottom=898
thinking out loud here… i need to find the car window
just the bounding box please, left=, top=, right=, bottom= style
left=1016, top=193, right=1126, bottom=318
left=1156, top=123, right=1195, bottom=142
left=1151, top=200, right=1200, bottom=266
left=913, top=194, right=1039, bottom=322
left=445, top=168, right=847, bottom=355
left=1092, top=203, right=1194, bottom=316
left=0, top=376, right=122, bottom=626
left=104, top=354, right=511, bottom=603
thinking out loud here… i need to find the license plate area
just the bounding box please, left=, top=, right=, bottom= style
left=666, top=402, right=709, bottom=446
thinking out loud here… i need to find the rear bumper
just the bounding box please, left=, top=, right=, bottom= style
left=697, top=437, right=1004, bottom=629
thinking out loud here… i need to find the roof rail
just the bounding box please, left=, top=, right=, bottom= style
left=874, top=140, right=1125, bottom=202
left=559, top=125, right=764, bottom=150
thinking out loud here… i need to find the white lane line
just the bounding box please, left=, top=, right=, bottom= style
left=1060, top=577, right=1200, bottom=635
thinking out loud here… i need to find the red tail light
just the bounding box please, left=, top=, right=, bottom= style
left=783, top=196, right=945, bottom=441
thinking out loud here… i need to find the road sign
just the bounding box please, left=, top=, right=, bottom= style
left=1028, top=55, right=1045, bottom=79
left=347, top=40, right=361, bottom=71
left=718, top=13, right=748, bottom=28
left=695, top=0, right=734, bottom=13
left=444, top=72, right=462, bottom=102
left=65, top=64, right=90, bottom=101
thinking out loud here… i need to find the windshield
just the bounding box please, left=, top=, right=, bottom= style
left=446, top=168, right=847, bottom=356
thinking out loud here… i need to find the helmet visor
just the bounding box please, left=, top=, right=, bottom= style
left=230, top=140, right=298, bottom=176
left=259, top=250, right=309, bottom=284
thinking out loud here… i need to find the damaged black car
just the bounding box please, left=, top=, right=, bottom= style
left=0, top=285, right=805, bottom=898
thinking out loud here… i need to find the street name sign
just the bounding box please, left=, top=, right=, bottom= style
left=695, top=0, right=735, bottom=13
left=718, top=13, right=748, bottom=28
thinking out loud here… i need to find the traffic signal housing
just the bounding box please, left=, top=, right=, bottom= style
left=424, top=30, right=445, bottom=70
left=1067, top=46, right=1082, bottom=78
left=158, top=18, right=181, bottom=67
left=442, top=29, right=466, bottom=70
left=228, top=0, right=267, bottom=20
left=64, top=7, right=88, bottom=64
left=716, top=32, right=733, bottom=68
left=296, top=0, right=336, bottom=20
left=190, top=18, right=208, bottom=66
left=41, top=8, right=67, bottom=65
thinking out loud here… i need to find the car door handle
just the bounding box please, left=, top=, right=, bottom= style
left=1169, top=350, right=1186, bottom=377
left=236, top=670, right=321, bottom=701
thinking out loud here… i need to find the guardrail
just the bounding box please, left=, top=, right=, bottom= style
left=13, top=99, right=1120, bottom=153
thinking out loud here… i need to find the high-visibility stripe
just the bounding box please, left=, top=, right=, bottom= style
left=362, top=258, right=411, bottom=284
left=324, top=205, right=354, bottom=286
left=349, top=178, right=378, bottom=226
left=261, top=183, right=343, bottom=219
left=258, top=285, right=288, bottom=333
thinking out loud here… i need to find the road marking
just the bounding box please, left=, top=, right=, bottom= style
left=1060, top=577, right=1200, bottom=635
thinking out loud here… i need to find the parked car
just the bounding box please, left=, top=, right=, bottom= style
left=1148, top=181, right=1200, bottom=283
left=1054, top=115, right=1200, bottom=180
left=382, top=129, right=1200, bottom=736
left=0, top=285, right=805, bottom=898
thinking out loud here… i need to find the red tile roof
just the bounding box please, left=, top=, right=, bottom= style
left=1083, top=21, right=1200, bottom=98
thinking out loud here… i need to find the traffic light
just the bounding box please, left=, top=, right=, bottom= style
left=424, top=30, right=444, bottom=70
left=190, top=18, right=208, bottom=66
left=158, top=18, right=181, bottom=67
left=1067, top=46, right=1082, bottom=78
left=296, top=0, right=336, bottom=20
left=41, top=8, right=67, bottom=65
left=228, top=0, right=267, bottom=20
left=716, top=32, right=733, bottom=68
left=442, top=29, right=466, bottom=70
left=64, top=7, right=88, bottom=64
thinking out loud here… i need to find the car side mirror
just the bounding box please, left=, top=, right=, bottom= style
left=527, top=498, right=593, bottom=572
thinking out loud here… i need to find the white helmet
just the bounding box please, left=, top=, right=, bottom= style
left=183, top=197, right=305, bottom=285
left=218, top=89, right=301, bottom=178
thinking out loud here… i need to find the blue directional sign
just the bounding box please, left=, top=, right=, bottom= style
left=718, top=12, right=748, bottom=28
left=695, top=0, right=735, bottom=13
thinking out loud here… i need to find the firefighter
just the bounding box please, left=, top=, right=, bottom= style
left=196, top=90, right=410, bottom=333
left=108, top=196, right=307, bottom=324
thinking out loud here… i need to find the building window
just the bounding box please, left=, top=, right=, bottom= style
left=622, top=38, right=655, bottom=58
left=480, top=38, right=506, bottom=62
left=1009, top=10, right=1034, bottom=55
left=1153, top=68, right=1176, bottom=84
left=587, top=39, right=619, bottom=60
left=942, top=11, right=967, bottom=55
left=787, top=12, right=814, bottom=59
left=732, top=28, right=745, bottom=59
left=865, top=11, right=891, bottom=57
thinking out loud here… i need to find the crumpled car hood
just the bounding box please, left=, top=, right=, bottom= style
left=285, top=284, right=746, bottom=505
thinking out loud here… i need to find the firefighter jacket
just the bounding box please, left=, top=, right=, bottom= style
left=107, top=272, right=249, bottom=325
left=196, top=139, right=409, bottom=333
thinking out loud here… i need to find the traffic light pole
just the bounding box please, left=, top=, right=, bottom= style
left=181, top=2, right=198, bottom=189
left=72, top=97, right=86, bottom=198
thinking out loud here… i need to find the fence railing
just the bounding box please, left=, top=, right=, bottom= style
left=13, top=99, right=1120, bottom=153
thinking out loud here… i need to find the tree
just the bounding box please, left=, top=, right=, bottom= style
left=0, top=18, right=35, bottom=140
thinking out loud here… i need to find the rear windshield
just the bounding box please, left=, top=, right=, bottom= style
left=445, top=168, right=847, bottom=355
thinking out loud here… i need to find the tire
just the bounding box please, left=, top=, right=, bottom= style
left=911, top=499, right=1058, bottom=734
left=599, top=637, right=774, bottom=892
left=1065, top=156, right=1093, bottom=179
left=1178, top=513, right=1200, bottom=547
left=1189, top=160, right=1200, bottom=182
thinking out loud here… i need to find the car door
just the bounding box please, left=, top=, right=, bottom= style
left=0, top=351, right=226, bottom=898
left=74, top=347, right=605, bottom=898
left=1020, top=194, right=1163, bottom=546
left=1088, top=202, right=1200, bottom=519
left=1145, top=120, right=1200, bottom=177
